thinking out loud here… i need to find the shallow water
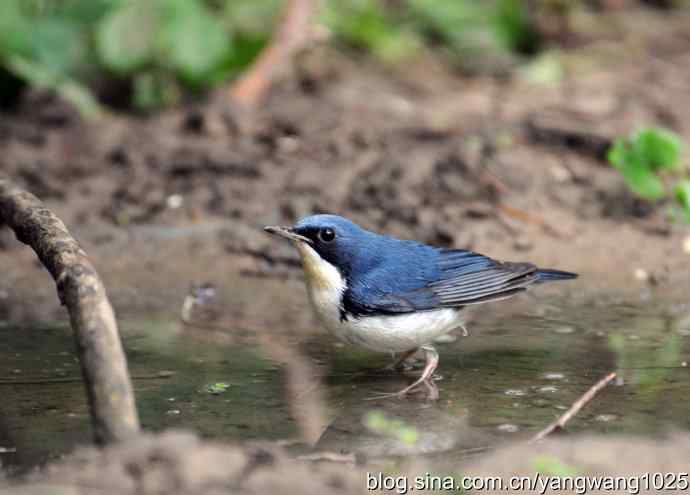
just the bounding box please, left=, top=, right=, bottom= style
left=1, top=296, right=689, bottom=471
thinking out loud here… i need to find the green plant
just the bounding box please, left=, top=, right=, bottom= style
left=364, top=410, right=418, bottom=445
left=607, top=127, right=690, bottom=222
left=324, top=0, right=541, bottom=68
left=95, top=0, right=233, bottom=108
left=205, top=382, right=231, bottom=394
left=408, top=0, right=540, bottom=69
left=322, top=0, right=422, bottom=63
left=532, top=455, right=579, bottom=476
left=0, top=0, right=547, bottom=113
left=0, top=0, right=104, bottom=115
left=0, top=0, right=276, bottom=112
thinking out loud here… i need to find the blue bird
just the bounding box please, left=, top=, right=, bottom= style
left=265, top=214, right=577, bottom=399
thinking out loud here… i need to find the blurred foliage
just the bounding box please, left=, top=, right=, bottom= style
left=325, top=0, right=540, bottom=69
left=323, top=0, right=423, bottom=63
left=364, top=410, right=418, bottom=445
left=608, top=127, right=690, bottom=222
left=532, top=455, right=580, bottom=476
left=205, top=382, right=231, bottom=394
left=0, top=0, right=564, bottom=113
left=609, top=325, right=681, bottom=394
left=0, top=0, right=104, bottom=115
left=0, top=0, right=279, bottom=112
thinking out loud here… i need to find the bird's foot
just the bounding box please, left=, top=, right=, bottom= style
left=365, top=377, right=439, bottom=401
left=365, top=345, right=440, bottom=400
left=379, top=348, right=420, bottom=374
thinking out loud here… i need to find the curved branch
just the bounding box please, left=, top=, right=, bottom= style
left=229, top=0, right=317, bottom=107
left=0, top=179, right=139, bottom=445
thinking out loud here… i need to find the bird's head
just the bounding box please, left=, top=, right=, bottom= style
left=265, top=214, right=376, bottom=289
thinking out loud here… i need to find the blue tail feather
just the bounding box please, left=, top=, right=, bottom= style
left=536, top=269, right=578, bottom=282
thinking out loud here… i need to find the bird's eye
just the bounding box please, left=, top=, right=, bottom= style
left=319, top=227, right=336, bottom=243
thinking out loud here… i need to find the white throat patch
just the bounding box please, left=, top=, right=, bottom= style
left=294, top=241, right=347, bottom=331
left=295, top=242, right=345, bottom=293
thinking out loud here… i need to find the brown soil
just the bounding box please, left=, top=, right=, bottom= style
left=2, top=5, right=690, bottom=493
left=5, top=430, right=690, bottom=494
left=3, top=10, right=690, bottom=312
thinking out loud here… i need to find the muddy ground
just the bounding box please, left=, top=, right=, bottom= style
left=2, top=9, right=690, bottom=305
left=2, top=5, right=690, bottom=494
left=4, top=430, right=690, bottom=494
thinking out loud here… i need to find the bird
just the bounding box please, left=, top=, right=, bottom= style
left=264, top=214, right=577, bottom=399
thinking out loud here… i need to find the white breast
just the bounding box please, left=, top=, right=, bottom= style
left=295, top=242, right=463, bottom=353
left=340, top=308, right=463, bottom=352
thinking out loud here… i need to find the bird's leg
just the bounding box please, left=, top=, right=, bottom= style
left=367, top=345, right=440, bottom=400
left=395, top=345, right=438, bottom=395
left=382, top=348, right=419, bottom=372
left=458, top=322, right=468, bottom=337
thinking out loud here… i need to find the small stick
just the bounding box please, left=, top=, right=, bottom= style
left=530, top=371, right=617, bottom=443
left=497, top=202, right=570, bottom=239
left=229, top=0, right=316, bottom=107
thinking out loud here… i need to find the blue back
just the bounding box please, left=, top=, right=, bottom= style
left=293, top=214, right=577, bottom=318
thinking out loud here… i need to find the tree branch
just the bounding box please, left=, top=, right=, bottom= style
left=530, top=371, right=617, bottom=442
left=0, top=179, right=139, bottom=445
left=229, top=0, right=317, bottom=107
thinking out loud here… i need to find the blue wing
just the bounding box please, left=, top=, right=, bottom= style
left=342, top=248, right=576, bottom=318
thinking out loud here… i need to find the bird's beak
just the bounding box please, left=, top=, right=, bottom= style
left=264, top=225, right=313, bottom=244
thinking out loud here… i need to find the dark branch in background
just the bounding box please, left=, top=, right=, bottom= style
left=229, top=0, right=317, bottom=108
left=0, top=179, right=140, bottom=445
left=525, top=113, right=613, bottom=161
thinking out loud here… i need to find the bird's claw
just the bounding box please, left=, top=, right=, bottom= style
left=364, top=378, right=439, bottom=401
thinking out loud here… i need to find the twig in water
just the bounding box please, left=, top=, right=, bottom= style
left=530, top=371, right=617, bottom=443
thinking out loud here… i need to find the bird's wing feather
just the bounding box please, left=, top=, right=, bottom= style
left=344, top=248, right=539, bottom=316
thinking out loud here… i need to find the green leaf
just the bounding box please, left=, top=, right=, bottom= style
left=212, top=33, right=266, bottom=82
left=408, top=0, right=481, bottom=42
left=157, top=0, right=231, bottom=85
left=0, top=0, right=32, bottom=57
left=673, top=179, right=690, bottom=222
left=607, top=138, right=628, bottom=170
left=205, top=382, right=231, bottom=394
left=492, top=0, right=540, bottom=54
left=57, top=0, right=126, bottom=25
left=96, top=1, right=157, bottom=74
left=620, top=161, right=666, bottom=200
left=31, top=17, right=84, bottom=75
left=398, top=426, right=419, bottom=445
left=364, top=410, right=419, bottom=445
left=608, top=135, right=667, bottom=200
left=323, top=0, right=419, bottom=62
left=675, top=179, right=690, bottom=208
left=532, top=455, right=579, bottom=477
left=6, top=55, right=102, bottom=118
left=632, top=128, right=681, bottom=171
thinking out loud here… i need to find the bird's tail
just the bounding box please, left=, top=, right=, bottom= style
left=535, top=268, right=578, bottom=282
